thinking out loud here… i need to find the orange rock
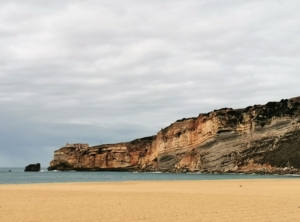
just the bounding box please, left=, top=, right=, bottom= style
left=48, top=97, right=300, bottom=174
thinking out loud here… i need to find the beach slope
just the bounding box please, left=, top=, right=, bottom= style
left=1, top=180, right=300, bottom=221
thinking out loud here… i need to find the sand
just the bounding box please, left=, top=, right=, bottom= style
left=1, top=179, right=300, bottom=222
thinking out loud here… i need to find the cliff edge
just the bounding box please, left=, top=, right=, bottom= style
left=48, top=96, right=300, bottom=174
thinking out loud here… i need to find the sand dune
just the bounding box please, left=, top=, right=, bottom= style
left=1, top=179, right=300, bottom=221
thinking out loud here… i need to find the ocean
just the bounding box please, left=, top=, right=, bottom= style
left=0, top=167, right=299, bottom=184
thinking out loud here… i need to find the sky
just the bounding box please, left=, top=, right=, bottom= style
left=0, top=0, right=300, bottom=167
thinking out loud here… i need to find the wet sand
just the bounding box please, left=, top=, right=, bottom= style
left=1, top=179, right=300, bottom=222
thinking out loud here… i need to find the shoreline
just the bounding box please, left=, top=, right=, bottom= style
left=1, top=180, right=300, bottom=221
left=1, top=171, right=300, bottom=185
left=1, top=176, right=300, bottom=186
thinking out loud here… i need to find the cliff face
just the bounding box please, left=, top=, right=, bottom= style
left=48, top=136, right=157, bottom=171
left=48, top=97, right=300, bottom=174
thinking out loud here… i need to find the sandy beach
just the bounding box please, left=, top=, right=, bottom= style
left=1, top=179, right=300, bottom=222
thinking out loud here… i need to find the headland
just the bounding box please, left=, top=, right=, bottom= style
left=48, top=96, right=300, bottom=174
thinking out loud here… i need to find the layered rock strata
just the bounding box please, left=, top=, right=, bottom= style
left=48, top=97, right=300, bottom=174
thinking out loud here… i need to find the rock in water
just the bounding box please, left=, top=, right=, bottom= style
left=48, top=96, right=300, bottom=174
left=25, top=163, right=41, bottom=172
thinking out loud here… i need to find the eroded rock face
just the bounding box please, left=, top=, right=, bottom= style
left=25, top=163, right=41, bottom=172
left=48, top=97, right=300, bottom=174
left=48, top=136, right=157, bottom=171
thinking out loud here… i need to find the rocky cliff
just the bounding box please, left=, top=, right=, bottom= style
left=48, top=96, right=300, bottom=174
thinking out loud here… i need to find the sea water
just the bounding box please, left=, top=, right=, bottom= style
left=0, top=167, right=299, bottom=184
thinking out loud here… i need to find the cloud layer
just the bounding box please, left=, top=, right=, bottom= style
left=1, top=0, right=300, bottom=167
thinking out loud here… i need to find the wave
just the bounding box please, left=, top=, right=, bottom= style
left=284, top=174, right=300, bottom=177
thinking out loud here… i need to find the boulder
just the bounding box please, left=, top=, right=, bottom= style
left=24, top=163, right=41, bottom=172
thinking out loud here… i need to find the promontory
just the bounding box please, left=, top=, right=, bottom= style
left=48, top=96, right=300, bottom=174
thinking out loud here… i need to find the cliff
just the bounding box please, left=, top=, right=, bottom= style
left=48, top=96, right=300, bottom=174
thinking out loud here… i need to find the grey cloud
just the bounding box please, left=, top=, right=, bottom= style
left=1, top=0, right=300, bottom=167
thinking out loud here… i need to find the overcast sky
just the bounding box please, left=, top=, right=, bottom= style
left=0, top=0, right=299, bottom=167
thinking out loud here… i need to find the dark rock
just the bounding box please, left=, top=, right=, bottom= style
left=24, top=163, right=41, bottom=172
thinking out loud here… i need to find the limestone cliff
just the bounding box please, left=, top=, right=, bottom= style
left=48, top=96, right=300, bottom=174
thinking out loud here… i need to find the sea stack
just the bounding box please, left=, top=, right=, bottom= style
left=25, top=163, right=41, bottom=172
